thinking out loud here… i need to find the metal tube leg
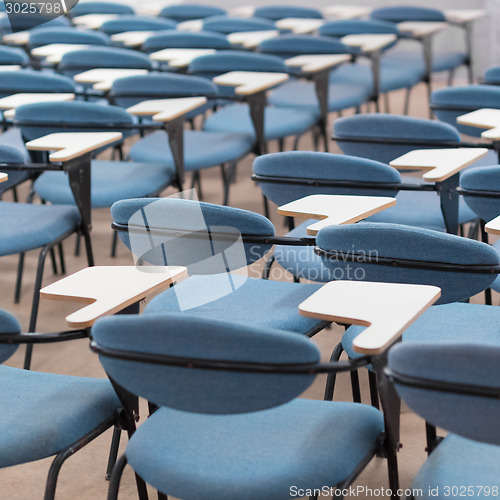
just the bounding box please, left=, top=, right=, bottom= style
left=324, top=342, right=344, bottom=401
left=49, top=247, right=58, bottom=275
left=58, top=243, right=66, bottom=275
left=368, top=370, right=380, bottom=410
left=262, top=194, right=270, bottom=219
left=106, top=426, right=122, bottom=480
left=14, top=252, right=25, bottom=303
left=403, top=87, right=411, bottom=116
left=350, top=369, right=362, bottom=403
left=157, top=492, right=169, bottom=500
left=111, top=229, right=119, bottom=258
left=107, top=454, right=128, bottom=500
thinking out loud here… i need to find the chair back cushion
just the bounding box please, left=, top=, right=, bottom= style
left=0, top=309, right=21, bottom=364
left=254, top=5, right=322, bottom=20
left=202, top=15, right=276, bottom=34
left=159, top=4, right=226, bottom=22
left=143, top=30, right=231, bottom=52
left=100, top=16, right=176, bottom=35
left=461, top=166, right=500, bottom=222
left=0, top=70, right=76, bottom=98
left=371, top=6, right=445, bottom=23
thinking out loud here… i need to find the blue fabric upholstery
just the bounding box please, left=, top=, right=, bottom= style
left=0, top=70, right=76, bottom=99
left=254, top=5, right=322, bottom=21
left=1, top=14, right=69, bottom=33
left=253, top=151, right=401, bottom=206
left=0, top=365, right=120, bottom=468
left=15, top=101, right=134, bottom=141
left=28, top=27, right=109, bottom=48
left=59, top=46, right=153, bottom=74
left=100, top=16, right=176, bottom=35
left=389, top=342, right=500, bottom=445
left=269, top=80, right=370, bottom=115
left=159, top=4, right=226, bottom=22
left=144, top=274, right=324, bottom=335
left=202, top=16, right=276, bottom=34
left=0, top=309, right=21, bottom=364
left=34, top=160, right=174, bottom=208
left=412, top=435, right=500, bottom=499
left=0, top=202, right=80, bottom=255
left=316, top=223, right=499, bottom=304
left=142, top=31, right=231, bottom=52
left=461, top=166, right=500, bottom=222
left=484, top=66, right=500, bottom=85
left=71, top=1, right=134, bottom=16
left=334, top=114, right=460, bottom=164
left=124, top=399, right=383, bottom=499
left=93, top=313, right=320, bottom=413
left=129, top=129, right=253, bottom=170
left=371, top=6, right=446, bottom=23
left=203, top=103, right=317, bottom=141
left=111, top=198, right=274, bottom=268
left=431, top=85, right=500, bottom=137
left=0, top=46, right=29, bottom=66
left=319, top=19, right=399, bottom=37
left=0, top=137, right=31, bottom=195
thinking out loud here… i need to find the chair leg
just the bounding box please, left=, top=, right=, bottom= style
left=384, top=93, right=390, bottom=114
left=106, top=426, right=122, bottom=480
left=368, top=370, right=380, bottom=410
left=75, top=233, right=81, bottom=257
left=324, top=342, right=344, bottom=401
left=262, top=193, right=270, bottom=219
left=447, top=69, right=456, bottom=87
left=278, top=137, right=284, bottom=152
left=403, top=87, right=411, bottom=116
left=58, top=243, right=66, bottom=275
left=49, top=247, right=59, bottom=275
left=350, top=369, right=362, bottom=403
left=312, top=127, right=320, bottom=152
left=262, top=255, right=275, bottom=280
left=157, top=492, right=168, bottom=500
left=111, top=229, right=119, bottom=258
left=14, top=252, right=25, bottom=303
left=107, top=454, right=128, bottom=500
left=292, top=134, right=301, bottom=151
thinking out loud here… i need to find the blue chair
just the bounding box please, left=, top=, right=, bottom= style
left=0, top=145, right=83, bottom=338
left=461, top=165, right=500, bottom=295
left=0, top=308, right=123, bottom=500
left=142, top=30, right=231, bottom=53
left=431, top=85, right=500, bottom=143
left=202, top=15, right=276, bottom=34
left=254, top=5, right=322, bottom=20
left=117, top=73, right=254, bottom=204
left=189, top=51, right=318, bottom=154
left=333, top=113, right=482, bottom=233
left=1, top=14, right=70, bottom=34
left=0, top=129, right=32, bottom=199
left=483, top=66, right=500, bottom=85
left=316, top=223, right=500, bottom=427
left=0, top=45, right=30, bottom=68
left=70, top=1, right=134, bottom=17
left=92, top=312, right=399, bottom=500
left=260, top=34, right=370, bottom=150
left=158, top=3, right=226, bottom=22
left=111, top=197, right=329, bottom=338
left=28, top=26, right=110, bottom=49
left=319, top=19, right=425, bottom=114
left=100, top=16, right=176, bottom=36
left=0, top=70, right=77, bottom=99
left=58, top=46, right=154, bottom=77
left=371, top=6, right=471, bottom=88
left=252, top=151, right=401, bottom=282
left=388, top=342, right=500, bottom=498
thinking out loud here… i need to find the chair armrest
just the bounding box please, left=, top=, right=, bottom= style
left=0, top=328, right=89, bottom=344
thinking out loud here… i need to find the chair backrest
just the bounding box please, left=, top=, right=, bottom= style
left=159, top=3, right=226, bottom=22
left=142, top=30, right=231, bottom=52
left=315, top=222, right=499, bottom=304
left=259, top=34, right=354, bottom=59
left=483, top=66, right=500, bottom=85
left=110, top=197, right=275, bottom=272
left=431, top=85, right=500, bottom=137
left=333, top=114, right=461, bottom=164
left=15, top=101, right=134, bottom=141
left=370, top=6, right=446, bottom=23
left=58, top=46, right=153, bottom=75
left=319, top=19, right=399, bottom=38
left=388, top=342, right=500, bottom=445
left=92, top=313, right=320, bottom=414
left=0, top=142, right=30, bottom=195
left=110, top=72, right=219, bottom=109
left=0, top=70, right=77, bottom=99
left=100, top=16, right=176, bottom=35
left=461, top=166, right=500, bottom=223
left=0, top=46, right=30, bottom=67
left=0, top=309, right=21, bottom=364
left=28, top=27, right=110, bottom=48
left=70, top=1, right=134, bottom=16
left=1, top=14, right=70, bottom=33
left=253, top=151, right=401, bottom=206
left=202, top=15, right=276, bottom=34
left=254, top=5, right=322, bottom=21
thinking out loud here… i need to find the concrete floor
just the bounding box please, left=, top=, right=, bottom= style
left=0, top=81, right=495, bottom=499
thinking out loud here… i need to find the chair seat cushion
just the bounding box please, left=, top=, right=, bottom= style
left=268, top=80, right=370, bottom=114
left=145, top=274, right=324, bottom=335
left=384, top=48, right=467, bottom=74
left=343, top=302, right=500, bottom=362
left=129, top=130, right=254, bottom=171
left=0, top=365, right=120, bottom=468
left=492, top=240, right=500, bottom=293
left=33, top=160, right=174, bottom=209
left=203, top=103, right=318, bottom=141
left=412, top=434, right=500, bottom=499
left=367, top=190, right=477, bottom=231
left=274, top=220, right=331, bottom=282
left=329, top=60, right=424, bottom=93
left=126, top=399, right=384, bottom=500
left=0, top=202, right=80, bottom=255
